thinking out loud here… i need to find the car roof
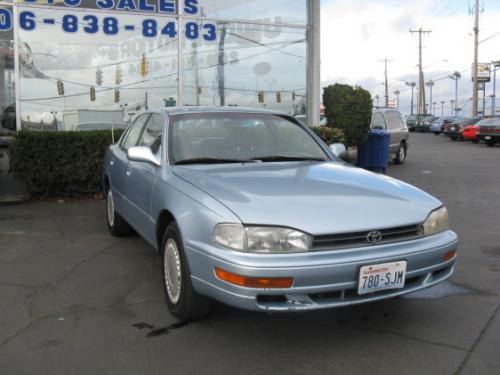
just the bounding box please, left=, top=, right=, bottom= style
left=158, top=106, right=289, bottom=117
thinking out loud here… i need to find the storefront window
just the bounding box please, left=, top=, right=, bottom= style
left=182, top=21, right=307, bottom=115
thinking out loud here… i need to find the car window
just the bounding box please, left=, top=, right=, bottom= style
left=139, top=114, right=163, bottom=155
left=386, top=111, right=405, bottom=130
left=121, top=114, right=150, bottom=151
left=372, top=112, right=386, bottom=129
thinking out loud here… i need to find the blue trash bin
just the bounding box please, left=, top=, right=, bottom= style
left=357, top=129, right=390, bottom=173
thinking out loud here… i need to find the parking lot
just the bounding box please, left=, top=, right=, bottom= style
left=1, top=133, right=499, bottom=375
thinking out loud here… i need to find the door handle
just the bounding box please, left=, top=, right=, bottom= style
left=110, top=159, right=115, bottom=166
left=126, top=169, right=132, bottom=176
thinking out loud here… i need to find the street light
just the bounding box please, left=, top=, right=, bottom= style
left=405, top=81, right=416, bottom=115
left=449, top=71, right=461, bottom=116
left=394, top=90, right=400, bottom=108
left=450, top=100, right=455, bottom=116
left=441, top=101, right=445, bottom=116
left=426, top=80, right=435, bottom=115
left=433, top=102, right=436, bottom=115
left=374, top=94, right=380, bottom=107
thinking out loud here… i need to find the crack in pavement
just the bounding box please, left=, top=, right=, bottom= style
left=0, top=240, right=127, bottom=349
left=350, top=325, right=468, bottom=352
left=454, top=302, right=500, bottom=374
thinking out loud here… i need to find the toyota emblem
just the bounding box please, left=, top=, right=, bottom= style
left=366, top=231, right=383, bottom=244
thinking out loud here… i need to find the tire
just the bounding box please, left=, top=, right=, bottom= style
left=394, top=142, right=407, bottom=164
left=450, top=137, right=457, bottom=141
left=472, top=139, right=479, bottom=144
left=105, top=188, right=134, bottom=237
left=434, top=132, right=440, bottom=136
left=486, top=141, right=496, bottom=147
left=161, top=223, right=211, bottom=321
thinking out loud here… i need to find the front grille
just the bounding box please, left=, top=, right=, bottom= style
left=312, top=224, right=423, bottom=250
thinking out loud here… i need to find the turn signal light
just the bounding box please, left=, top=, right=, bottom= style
left=215, top=268, right=293, bottom=289
left=443, top=250, right=456, bottom=262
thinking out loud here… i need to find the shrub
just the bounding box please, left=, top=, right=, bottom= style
left=323, top=84, right=373, bottom=147
left=311, top=126, right=345, bottom=145
left=10, top=130, right=123, bottom=197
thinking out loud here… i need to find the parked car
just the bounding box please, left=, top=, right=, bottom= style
left=444, top=117, right=482, bottom=141
left=406, top=114, right=429, bottom=132
left=371, top=108, right=410, bottom=164
left=103, top=107, right=458, bottom=319
left=476, top=117, right=500, bottom=147
left=431, top=116, right=462, bottom=135
left=462, top=124, right=481, bottom=143
left=413, top=115, right=438, bottom=133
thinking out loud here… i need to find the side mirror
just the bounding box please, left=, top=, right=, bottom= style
left=329, top=143, right=347, bottom=159
left=127, top=146, right=161, bottom=167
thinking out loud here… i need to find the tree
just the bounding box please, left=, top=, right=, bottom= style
left=323, top=84, right=373, bottom=147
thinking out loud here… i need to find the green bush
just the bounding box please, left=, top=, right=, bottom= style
left=323, top=84, right=373, bottom=147
left=311, top=126, right=345, bottom=145
left=10, top=130, right=123, bottom=197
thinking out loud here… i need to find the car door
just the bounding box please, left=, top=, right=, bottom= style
left=386, top=111, right=405, bottom=153
left=109, top=114, right=149, bottom=213
left=123, top=113, right=164, bottom=243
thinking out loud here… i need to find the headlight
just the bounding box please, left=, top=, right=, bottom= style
left=423, top=207, right=449, bottom=235
left=423, top=121, right=430, bottom=125
left=213, top=224, right=312, bottom=253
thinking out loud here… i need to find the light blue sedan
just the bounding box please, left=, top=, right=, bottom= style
left=103, top=107, right=458, bottom=320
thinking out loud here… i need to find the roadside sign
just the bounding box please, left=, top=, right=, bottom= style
left=472, top=63, right=491, bottom=82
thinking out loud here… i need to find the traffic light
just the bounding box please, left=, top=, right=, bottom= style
left=114, top=89, right=120, bottom=103
left=276, top=91, right=281, bottom=103
left=56, top=80, right=64, bottom=95
left=258, top=91, right=264, bottom=103
left=96, top=68, right=103, bottom=86
left=140, top=54, right=149, bottom=78
left=115, top=65, right=123, bottom=85
left=90, top=86, right=96, bottom=102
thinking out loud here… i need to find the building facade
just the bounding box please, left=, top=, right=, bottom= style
left=0, top=0, right=319, bottom=134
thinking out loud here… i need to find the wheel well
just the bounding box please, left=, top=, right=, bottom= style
left=156, top=210, right=176, bottom=253
left=103, top=176, right=110, bottom=192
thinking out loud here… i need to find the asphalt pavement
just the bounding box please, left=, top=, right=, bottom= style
left=0, top=133, right=499, bottom=375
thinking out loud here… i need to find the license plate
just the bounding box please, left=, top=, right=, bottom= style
left=358, top=261, right=407, bottom=295
left=451, top=127, right=456, bottom=131
left=485, top=136, right=491, bottom=140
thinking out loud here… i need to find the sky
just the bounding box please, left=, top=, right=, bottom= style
left=320, top=0, right=500, bottom=116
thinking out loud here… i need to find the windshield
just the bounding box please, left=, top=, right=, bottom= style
left=169, top=113, right=330, bottom=165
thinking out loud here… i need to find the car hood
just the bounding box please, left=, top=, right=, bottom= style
left=173, top=162, right=441, bottom=235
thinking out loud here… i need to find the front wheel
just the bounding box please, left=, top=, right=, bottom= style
left=394, top=142, right=407, bottom=164
left=161, top=224, right=212, bottom=321
left=106, top=188, right=134, bottom=236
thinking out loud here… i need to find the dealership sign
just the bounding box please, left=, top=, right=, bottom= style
left=0, top=1, right=218, bottom=41
left=472, top=63, right=491, bottom=83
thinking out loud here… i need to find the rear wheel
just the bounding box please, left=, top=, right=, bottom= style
left=106, top=188, right=134, bottom=237
left=161, top=223, right=211, bottom=321
left=394, top=142, right=407, bottom=164
left=450, top=137, right=457, bottom=141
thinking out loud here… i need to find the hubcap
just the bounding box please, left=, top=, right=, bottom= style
left=107, top=190, right=114, bottom=227
left=399, top=146, right=406, bottom=161
left=164, top=238, right=182, bottom=304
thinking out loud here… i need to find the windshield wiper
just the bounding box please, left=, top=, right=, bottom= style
left=175, top=157, right=257, bottom=165
left=251, top=155, right=327, bottom=162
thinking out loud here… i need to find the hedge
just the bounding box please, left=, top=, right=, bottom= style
left=10, top=130, right=123, bottom=197
left=10, top=126, right=344, bottom=198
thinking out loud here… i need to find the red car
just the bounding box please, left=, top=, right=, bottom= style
left=462, top=125, right=480, bottom=143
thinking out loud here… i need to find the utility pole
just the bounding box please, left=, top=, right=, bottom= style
left=426, top=80, right=434, bottom=114
left=218, top=23, right=227, bottom=106
left=492, top=61, right=500, bottom=116
left=410, top=28, right=432, bottom=115
left=379, top=58, right=393, bottom=107
left=441, top=101, right=445, bottom=116
left=472, top=0, right=480, bottom=116
left=433, top=102, right=436, bottom=115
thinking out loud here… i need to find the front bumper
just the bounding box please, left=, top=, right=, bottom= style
left=186, top=230, right=458, bottom=312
